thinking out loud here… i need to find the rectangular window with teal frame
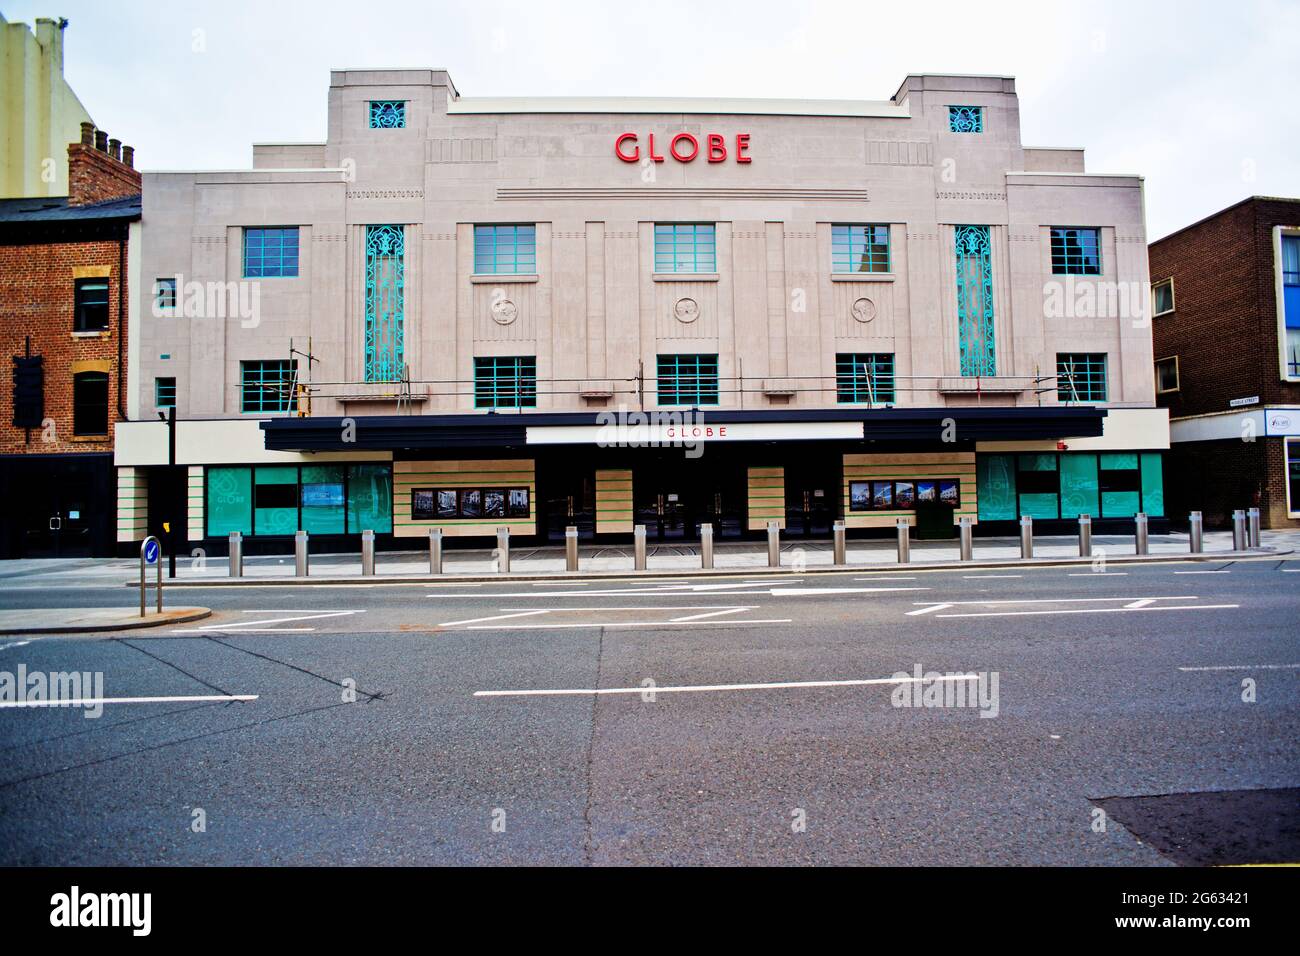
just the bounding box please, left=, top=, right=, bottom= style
left=657, top=354, right=719, bottom=406
left=1051, top=227, right=1102, bottom=275
left=473, top=225, right=537, bottom=275
left=154, top=376, right=176, bottom=410
left=832, top=224, right=890, bottom=273
left=239, top=360, right=297, bottom=414
left=474, top=356, right=537, bottom=409
left=836, top=353, right=895, bottom=404
left=1057, top=353, right=1108, bottom=403
left=242, top=227, right=299, bottom=278
left=654, top=224, right=716, bottom=274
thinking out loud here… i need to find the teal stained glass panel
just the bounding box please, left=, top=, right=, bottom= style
left=207, top=467, right=252, bottom=536
left=1059, top=455, right=1100, bottom=519
left=977, top=454, right=1017, bottom=520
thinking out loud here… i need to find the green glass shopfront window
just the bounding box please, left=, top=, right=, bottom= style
left=976, top=454, right=1017, bottom=520
left=254, top=466, right=299, bottom=536
left=1017, top=454, right=1060, bottom=519
left=206, top=464, right=392, bottom=537
left=1140, top=453, right=1165, bottom=517
left=301, top=464, right=345, bottom=534
left=207, top=467, right=253, bottom=536
left=347, top=464, right=393, bottom=533
left=1100, top=452, right=1141, bottom=517
left=1059, top=454, right=1100, bottom=519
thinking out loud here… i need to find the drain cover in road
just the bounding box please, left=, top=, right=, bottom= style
left=1093, top=787, right=1300, bottom=865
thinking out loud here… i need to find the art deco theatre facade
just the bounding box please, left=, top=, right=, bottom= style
left=114, top=70, right=1167, bottom=552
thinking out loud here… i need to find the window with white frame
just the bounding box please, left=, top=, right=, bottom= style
left=1152, top=277, right=1175, bottom=317
left=1155, top=356, right=1179, bottom=394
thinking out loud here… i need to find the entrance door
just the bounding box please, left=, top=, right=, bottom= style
left=785, top=461, right=837, bottom=537
left=541, top=472, right=595, bottom=541
left=633, top=456, right=744, bottom=540
left=634, top=491, right=689, bottom=541
left=19, top=462, right=96, bottom=558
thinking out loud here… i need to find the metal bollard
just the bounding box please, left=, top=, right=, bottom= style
left=428, top=528, right=443, bottom=574
left=1248, top=507, right=1261, bottom=549
left=767, top=521, right=781, bottom=568
left=1019, top=515, right=1034, bottom=559
left=1078, top=514, right=1092, bottom=558
left=1188, top=511, right=1204, bottom=553
left=832, top=520, right=847, bottom=566
left=295, top=530, right=309, bottom=576
left=959, top=517, right=974, bottom=562
left=228, top=531, right=243, bottom=577
left=565, top=525, right=579, bottom=572
left=1231, top=510, right=1247, bottom=551
left=496, top=527, right=510, bottom=572
left=896, top=518, right=911, bottom=564
left=700, top=523, right=714, bottom=569
left=1134, top=513, right=1149, bottom=555
left=361, top=529, right=376, bottom=575
left=633, top=525, right=647, bottom=571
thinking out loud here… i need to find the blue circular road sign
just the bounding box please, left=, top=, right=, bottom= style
left=144, top=539, right=160, bottom=564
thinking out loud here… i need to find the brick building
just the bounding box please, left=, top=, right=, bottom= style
left=0, top=122, right=141, bottom=557
left=1149, top=196, right=1300, bottom=528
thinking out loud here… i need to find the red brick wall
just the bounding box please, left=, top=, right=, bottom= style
left=67, top=144, right=142, bottom=207
left=1150, top=197, right=1300, bottom=418
left=0, top=238, right=128, bottom=455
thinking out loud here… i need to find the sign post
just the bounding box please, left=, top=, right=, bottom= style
left=140, top=535, right=162, bottom=617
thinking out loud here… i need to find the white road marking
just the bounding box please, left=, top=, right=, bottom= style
left=1125, top=599, right=1157, bottom=609
left=669, top=608, right=752, bottom=623
left=458, top=619, right=794, bottom=631
left=1283, top=569, right=1300, bottom=573
left=1178, top=664, right=1300, bottom=672
left=1068, top=572, right=1128, bottom=576
left=428, top=585, right=926, bottom=598
left=906, top=604, right=953, bottom=616
left=0, top=694, right=258, bottom=709
left=856, top=576, right=917, bottom=581
left=474, top=674, right=979, bottom=698
left=936, top=604, right=1238, bottom=619
left=172, top=609, right=364, bottom=633
left=439, top=610, right=552, bottom=627
left=911, top=596, right=1195, bottom=608
left=1174, top=570, right=1230, bottom=575
left=531, top=582, right=589, bottom=587
left=962, top=574, right=1022, bottom=579
left=0, top=640, right=32, bottom=651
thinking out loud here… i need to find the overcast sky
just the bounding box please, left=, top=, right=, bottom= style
left=10, top=0, right=1296, bottom=238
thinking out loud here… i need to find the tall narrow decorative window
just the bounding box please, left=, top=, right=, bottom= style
left=654, top=224, right=716, bottom=274
left=657, top=354, right=719, bottom=406
left=474, top=225, right=537, bottom=274
left=1057, top=353, right=1108, bottom=403
left=1051, top=227, right=1102, bottom=275
left=368, top=100, right=406, bottom=129
left=836, top=353, right=895, bottom=404
left=954, top=225, right=996, bottom=376
left=474, top=356, right=537, bottom=409
left=831, top=225, right=891, bottom=273
left=948, top=106, right=984, bottom=133
left=365, top=225, right=405, bottom=383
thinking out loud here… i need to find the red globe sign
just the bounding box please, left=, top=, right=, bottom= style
left=616, top=132, right=752, bottom=164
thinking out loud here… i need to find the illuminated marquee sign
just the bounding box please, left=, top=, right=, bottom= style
left=615, top=132, right=752, bottom=164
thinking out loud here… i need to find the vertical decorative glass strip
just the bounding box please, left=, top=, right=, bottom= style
left=365, top=225, right=405, bottom=383
left=954, top=225, right=997, bottom=376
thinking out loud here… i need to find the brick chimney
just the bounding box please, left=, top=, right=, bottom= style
left=67, top=125, right=142, bottom=206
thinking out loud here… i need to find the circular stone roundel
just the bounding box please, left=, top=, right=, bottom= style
left=491, top=297, right=519, bottom=325
left=674, top=297, right=700, bottom=323
left=851, top=297, right=877, bottom=323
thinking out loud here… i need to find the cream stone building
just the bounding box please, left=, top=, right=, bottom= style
left=115, top=69, right=1168, bottom=553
